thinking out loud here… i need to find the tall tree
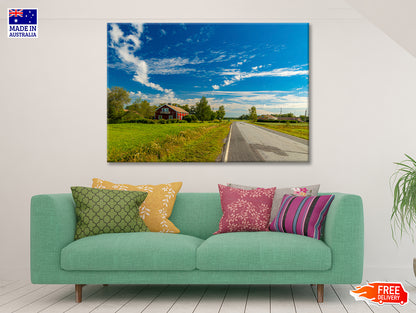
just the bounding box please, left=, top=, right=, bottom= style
left=107, top=87, right=130, bottom=123
left=216, top=105, right=226, bottom=120
left=125, top=99, right=141, bottom=114
left=144, top=101, right=158, bottom=119
left=195, top=96, right=212, bottom=121
left=249, top=106, right=257, bottom=122
left=127, top=99, right=157, bottom=119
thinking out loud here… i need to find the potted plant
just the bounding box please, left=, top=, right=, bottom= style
left=391, top=154, right=416, bottom=275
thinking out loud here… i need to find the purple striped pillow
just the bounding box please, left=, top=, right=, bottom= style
left=269, top=194, right=335, bottom=239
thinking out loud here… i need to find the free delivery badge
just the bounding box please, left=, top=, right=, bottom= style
left=350, top=282, right=408, bottom=306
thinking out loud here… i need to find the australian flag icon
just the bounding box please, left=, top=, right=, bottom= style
left=9, top=9, right=37, bottom=24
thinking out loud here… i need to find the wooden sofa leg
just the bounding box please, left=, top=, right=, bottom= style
left=75, top=284, right=85, bottom=303
left=317, top=284, right=324, bottom=303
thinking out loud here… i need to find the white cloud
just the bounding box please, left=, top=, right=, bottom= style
left=271, top=94, right=308, bottom=108
left=219, top=66, right=308, bottom=87
left=237, top=94, right=277, bottom=102
left=146, top=57, right=202, bottom=75
left=205, top=50, right=238, bottom=64
left=129, top=91, right=143, bottom=98
left=108, top=23, right=171, bottom=94
left=212, top=85, right=220, bottom=90
left=187, top=89, right=308, bottom=115
left=109, top=24, right=142, bottom=51
left=200, top=89, right=307, bottom=109
left=227, top=93, right=308, bottom=109
left=220, top=69, right=240, bottom=76
left=132, top=24, right=143, bottom=35
left=256, top=108, right=276, bottom=115
left=255, top=68, right=308, bottom=78
left=109, top=24, right=123, bottom=45
left=209, top=54, right=227, bottom=63
left=204, top=90, right=289, bottom=96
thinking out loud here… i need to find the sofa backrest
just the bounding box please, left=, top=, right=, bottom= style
left=170, top=193, right=223, bottom=239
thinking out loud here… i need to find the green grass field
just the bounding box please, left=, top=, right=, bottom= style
left=253, top=122, right=309, bottom=140
left=108, top=122, right=230, bottom=162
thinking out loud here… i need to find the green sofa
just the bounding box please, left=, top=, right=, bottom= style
left=31, top=192, right=364, bottom=303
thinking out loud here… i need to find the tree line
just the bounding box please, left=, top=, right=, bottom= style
left=108, top=86, right=226, bottom=124
left=238, top=108, right=308, bottom=122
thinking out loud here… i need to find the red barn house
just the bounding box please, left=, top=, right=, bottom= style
left=155, top=104, right=189, bottom=120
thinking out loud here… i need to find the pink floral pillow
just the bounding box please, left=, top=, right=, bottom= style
left=214, top=184, right=276, bottom=234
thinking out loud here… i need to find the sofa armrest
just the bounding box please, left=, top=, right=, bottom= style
left=31, top=193, right=76, bottom=283
left=322, top=193, right=364, bottom=283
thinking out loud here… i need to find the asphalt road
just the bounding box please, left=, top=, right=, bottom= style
left=224, top=122, right=309, bottom=162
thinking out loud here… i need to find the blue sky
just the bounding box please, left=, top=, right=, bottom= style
left=107, top=23, right=309, bottom=117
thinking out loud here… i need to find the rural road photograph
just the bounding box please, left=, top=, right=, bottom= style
left=224, top=122, right=309, bottom=162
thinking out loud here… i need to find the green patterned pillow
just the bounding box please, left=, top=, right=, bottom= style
left=71, top=186, right=149, bottom=240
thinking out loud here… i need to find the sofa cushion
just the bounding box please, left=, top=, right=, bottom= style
left=71, top=187, right=149, bottom=240
left=61, top=232, right=203, bottom=271
left=228, top=183, right=320, bottom=222
left=197, top=232, right=331, bottom=271
left=215, top=185, right=276, bottom=234
left=269, top=194, right=335, bottom=239
left=92, top=179, right=182, bottom=233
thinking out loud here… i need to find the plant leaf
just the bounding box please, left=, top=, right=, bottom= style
left=390, top=154, right=416, bottom=242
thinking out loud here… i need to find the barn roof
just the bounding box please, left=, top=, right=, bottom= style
left=164, top=104, right=189, bottom=114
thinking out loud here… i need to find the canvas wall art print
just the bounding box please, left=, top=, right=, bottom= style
left=107, top=23, right=309, bottom=162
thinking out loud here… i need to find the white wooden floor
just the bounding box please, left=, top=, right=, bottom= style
left=1, top=280, right=416, bottom=313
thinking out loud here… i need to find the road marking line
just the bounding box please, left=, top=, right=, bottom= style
left=224, top=123, right=233, bottom=162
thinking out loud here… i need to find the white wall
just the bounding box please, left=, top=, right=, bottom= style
left=347, top=0, right=416, bottom=58
left=1, top=0, right=416, bottom=280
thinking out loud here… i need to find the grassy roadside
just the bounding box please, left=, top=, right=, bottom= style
left=252, top=122, right=309, bottom=140
left=108, top=122, right=230, bottom=162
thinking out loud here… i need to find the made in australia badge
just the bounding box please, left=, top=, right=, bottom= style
left=8, top=9, right=38, bottom=38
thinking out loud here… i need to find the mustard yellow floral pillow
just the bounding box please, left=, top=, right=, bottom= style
left=92, top=179, right=182, bottom=233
